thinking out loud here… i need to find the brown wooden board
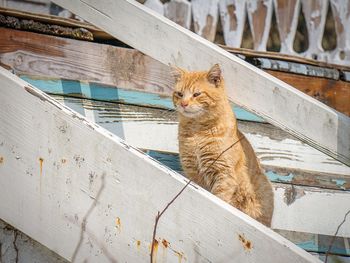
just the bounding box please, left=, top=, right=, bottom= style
left=0, top=27, right=174, bottom=95
left=0, top=7, right=110, bottom=39
left=265, top=70, right=350, bottom=116
left=0, top=27, right=349, bottom=116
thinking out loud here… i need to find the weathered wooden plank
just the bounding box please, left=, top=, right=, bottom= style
left=20, top=76, right=264, bottom=122
left=164, top=0, right=191, bottom=29
left=1, top=28, right=349, bottom=117
left=0, top=7, right=111, bottom=40
left=246, top=0, right=273, bottom=51
left=0, top=219, right=68, bottom=263
left=0, top=0, right=50, bottom=14
left=272, top=184, right=350, bottom=238
left=300, top=0, right=328, bottom=60
left=51, top=0, right=350, bottom=166
left=49, top=94, right=350, bottom=182
left=221, top=44, right=350, bottom=71
left=219, top=0, right=246, bottom=48
left=329, top=0, right=350, bottom=66
left=192, top=0, right=219, bottom=42
left=144, top=0, right=164, bottom=15
left=0, top=11, right=94, bottom=41
left=264, top=70, right=350, bottom=116
left=273, top=0, right=300, bottom=54
left=0, top=66, right=320, bottom=262
left=145, top=150, right=350, bottom=191
left=275, top=229, right=350, bottom=256
left=0, top=27, right=174, bottom=95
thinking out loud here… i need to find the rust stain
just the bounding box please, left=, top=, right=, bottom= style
left=161, top=239, right=169, bottom=248
left=39, top=158, right=44, bottom=176
left=174, top=251, right=185, bottom=263
left=238, top=234, right=252, bottom=251
left=136, top=240, right=141, bottom=250
left=151, top=239, right=159, bottom=263
left=61, top=158, right=67, bottom=164
left=0, top=156, right=3, bottom=164
left=115, top=217, right=121, bottom=233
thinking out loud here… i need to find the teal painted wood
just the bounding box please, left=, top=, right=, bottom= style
left=21, top=76, right=265, bottom=123
left=296, top=237, right=350, bottom=256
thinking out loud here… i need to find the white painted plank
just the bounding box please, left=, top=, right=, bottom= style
left=192, top=0, right=219, bottom=42
left=164, top=0, right=191, bottom=29
left=144, top=0, right=164, bottom=15
left=56, top=96, right=349, bottom=177
left=330, top=0, right=350, bottom=66
left=300, top=0, right=328, bottom=60
left=51, top=0, right=350, bottom=166
left=272, top=184, right=350, bottom=238
left=273, top=0, right=301, bottom=55
left=0, top=68, right=319, bottom=262
left=246, top=0, right=273, bottom=51
left=219, top=0, right=247, bottom=47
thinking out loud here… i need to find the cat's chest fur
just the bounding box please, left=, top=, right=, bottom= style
left=178, top=123, right=236, bottom=189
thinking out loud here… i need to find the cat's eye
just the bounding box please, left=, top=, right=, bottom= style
left=193, top=92, right=201, bottom=97
left=176, top=91, right=183, bottom=97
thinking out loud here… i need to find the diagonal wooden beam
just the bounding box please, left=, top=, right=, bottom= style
left=52, top=0, right=350, bottom=166
left=0, top=66, right=320, bottom=262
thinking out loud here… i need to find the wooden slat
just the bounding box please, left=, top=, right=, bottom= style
left=265, top=70, right=350, bottom=116
left=144, top=0, right=164, bottom=15
left=0, top=27, right=263, bottom=122
left=1, top=27, right=349, bottom=117
left=246, top=0, right=273, bottom=51
left=26, top=92, right=350, bottom=238
left=275, top=229, right=350, bottom=257
left=145, top=150, right=350, bottom=192
left=273, top=0, right=300, bottom=54
left=48, top=93, right=350, bottom=185
left=219, top=0, right=246, bottom=48
left=191, top=0, right=219, bottom=42
left=0, top=6, right=111, bottom=40
left=0, top=0, right=50, bottom=14
left=0, top=27, right=174, bottom=95
left=300, top=0, right=328, bottom=60
left=0, top=66, right=320, bottom=262
left=51, top=0, right=350, bottom=166
left=329, top=0, right=350, bottom=66
left=221, top=45, right=350, bottom=71
left=164, top=0, right=191, bottom=29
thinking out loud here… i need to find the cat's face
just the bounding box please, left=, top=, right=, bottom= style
left=172, top=64, right=223, bottom=118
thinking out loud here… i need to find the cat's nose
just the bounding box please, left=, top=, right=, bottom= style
left=181, top=101, right=189, bottom=108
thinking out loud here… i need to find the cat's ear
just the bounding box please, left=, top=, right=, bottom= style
left=207, top=64, right=221, bottom=86
left=170, top=65, right=186, bottom=83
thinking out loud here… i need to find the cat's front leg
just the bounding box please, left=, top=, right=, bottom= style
left=210, top=176, right=238, bottom=204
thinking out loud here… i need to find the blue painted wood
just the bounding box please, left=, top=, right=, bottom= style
left=21, top=76, right=265, bottom=123
left=265, top=171, right=294, bottom=183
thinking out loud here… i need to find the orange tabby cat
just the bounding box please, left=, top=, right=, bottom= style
left=172, top=64, right=274, bottom=226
